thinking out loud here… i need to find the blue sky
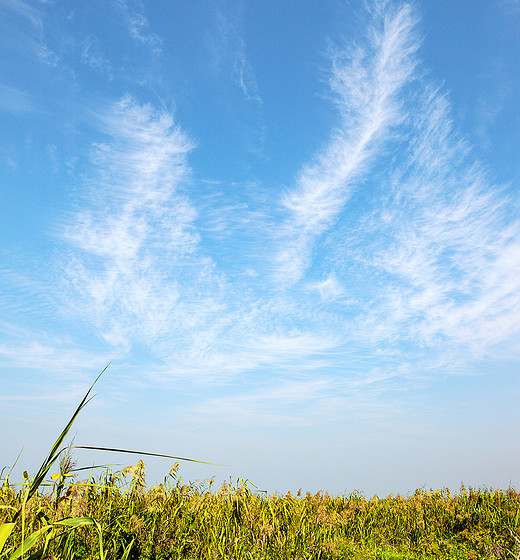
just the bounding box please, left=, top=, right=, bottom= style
left=1, top=0, right=519, bottom=497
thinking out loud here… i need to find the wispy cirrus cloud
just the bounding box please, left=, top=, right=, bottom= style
left=0, top=318, right=111, bottom=376
left=232, top=0, right=520, bottom=398
left=306, top=273, right=346, bottom=303
left=213, top=3, right=262, bottom=104
left=115, top=0, right=162, bottom=54
left=0, top=0, right=42, bottom=27
left=61, top=96, right=202, bottom=348
left=55, top=94, right=342, bottom=384
left=266, top=0, right=520, bottom=368
left=234, top=39, right=262, bottom=105
left=180, top=360, right=412, bottom=430
left=142, top=331, right=340, bottom=387
left=329, top=83, right=520, bottom=361
left=0, top=338, right=109, bottom=376
left=80, top=36, right=113, bottom=78
left=387, top=91, right=520, bottom=353
left=0, top=83, right=36, bottom=114
left=275, top=1, right=418, bottom=285
left=3, top=0, right=519, bottom=430
left=186, top=378, right=336, bottom=428
left=0, top=0, right=63, bottom=69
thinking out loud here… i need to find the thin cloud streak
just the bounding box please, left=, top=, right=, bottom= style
left=80, top=36, right=113, bottom=78
left=0, top=323, right=111, bottom=375
left=0, top=83, right=36, bottom=114
left=0, top=0, right=42, bottom=27
left=0, top=0, right=60, bottom=67
left=235, top=43, right=262, bottom=104
left=214, top=4, right=263, bottom=104
left=276, top=1, right=418, bottom=285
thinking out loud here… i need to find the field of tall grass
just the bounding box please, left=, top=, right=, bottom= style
left=2, top=463, right=520, bottom=559
left=2, top=368, right=519, bottom=559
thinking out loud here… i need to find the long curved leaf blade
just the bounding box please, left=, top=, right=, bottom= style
left=8, top=526, right=53, bottom=560
left=54, top=517, right=95, bottom=528
left=13, top=362, right=112, bottom=522
left=69, top=464, right=119, bottom=472
left=74, top=446, right=222, bottom=466
left=0, top=522, right=15, bottom=554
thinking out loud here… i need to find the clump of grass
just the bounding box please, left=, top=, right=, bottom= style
left=0, top=364, right=215, bottom=560
left=2, top=366, right=519, bottom=559
left=2, top=466, right=520, bottom=559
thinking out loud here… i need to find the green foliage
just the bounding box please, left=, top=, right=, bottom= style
left=2, top=364, right=518, bottom=558
left=0, top=363, right=213, bottom=560
left=1, top=468, right=519, bottom=559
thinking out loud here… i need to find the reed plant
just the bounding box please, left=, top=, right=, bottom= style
left=0, top=364, right=215, bottom=560
left=2, top=467, right=519, bottom=559
left=2, top=367, right=519, bottom=559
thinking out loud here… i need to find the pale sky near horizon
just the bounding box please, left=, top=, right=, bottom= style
left=1, top=0, right=520, bottom=497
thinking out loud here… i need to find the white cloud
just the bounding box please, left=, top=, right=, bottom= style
left=267, top=0, right=520, bottom=372
left=0, top=0, right=60, bottom=67
left=2, top=0, right=519, bottom=426
left=275, top=1, right=419, bottom=285
left=187, top=379, right=333, bottom=428
left=35, top=42, right=60, bottom=66
left=340, top=83, right=520, bottom=359
left=54, top=94, right=348, bottom=384
left=61, top=96, right=203, bottom=348
left=0, top=321, right=110, bottom=375
left=235, top=47, right=262, bottom=105
left=116, top=0, right=162, bottom=54
left=307, top=274, right=345, bottom=302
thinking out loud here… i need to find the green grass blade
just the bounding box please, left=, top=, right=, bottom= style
left=54, top=517, right=95, bottom=528
left=12, top=362, right=112, bottom=523
left=120, top=538, right=134, bottom=560
left=0, top=523, right=15, bottom=554
left=70, top=464, right=118, bottom=472
left=74, top=446, right=222, bottom=466
left=93, top=520, right=105, bottom=560
left=8, top=526, right=53, bottom=560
